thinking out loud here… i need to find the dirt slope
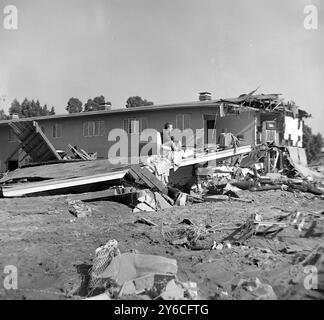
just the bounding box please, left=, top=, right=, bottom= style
left=0, top=190, right=323, bottom=300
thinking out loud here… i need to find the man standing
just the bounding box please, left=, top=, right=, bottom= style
left=161, top=123, right=181, bottom=151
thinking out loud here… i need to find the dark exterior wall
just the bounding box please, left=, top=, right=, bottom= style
left=38, top=107, right=206, bottom=159
left=0, top=125, right=20, bottom=172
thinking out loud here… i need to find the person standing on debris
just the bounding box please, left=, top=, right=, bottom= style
left=161, top=123, right=181, bottom=151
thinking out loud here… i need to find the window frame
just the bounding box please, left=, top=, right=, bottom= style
left=83, top=120, right=105, bottom=137
left=176, top=114, right=191, bottom=130
left=52, top=123, right=62, bottom=139
left=124, top=118, right=148, bottom=134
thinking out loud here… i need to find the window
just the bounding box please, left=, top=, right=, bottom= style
left=52, top=123, right=62, bottom=138
left=8, top=128, right=18, bottom=142
left=83, top=120, right=105, bottom=137
left=123, top=118, right=148, bottom=134
left=176, top=114, right=191, bottom=130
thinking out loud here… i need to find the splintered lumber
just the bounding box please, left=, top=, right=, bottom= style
left=160, top=193, right=175, bottom=205
left=223, top=219, right=256, bottom=243
left=134, top=217, right=158, bottom=226
left=229, top=196, right=253, bottom=203
left=68, top=144, right=92, bottom=160
left=187, top=194, right=204, bottom=203
left=127, top=165, right=168, bottom=195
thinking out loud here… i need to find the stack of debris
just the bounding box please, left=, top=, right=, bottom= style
left=64, top=144, right=323, bottom=216
left=77, top=240, right=198, bottom=300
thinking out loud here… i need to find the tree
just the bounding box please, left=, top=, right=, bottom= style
left=21, top=98, right=33, bottom=117
left=66, top=97, right=83, bottom=113
left=9, top=99, right=22, bottom=116
left=0, top=109, right=9, bottom=120
left=50, top=106, right=56, bottom=115
left=84, top=95, right=111, bottom=112
left=126, top=96, right=153, bottom=108
left=93, top=95, right=105, bottom=106
left=9, top=98, right=56, bottom=118
left=303, top=124, right=324, bottom=162
left=84, top=99, right=96, bottom=112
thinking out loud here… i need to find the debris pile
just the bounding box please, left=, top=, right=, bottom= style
left=79, top=240, right=198, bottom=300
left=160, top=209, right=324, bottom=252
left=68, top=200, right=92, bottom=218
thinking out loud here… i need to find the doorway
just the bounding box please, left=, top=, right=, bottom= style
left=204, top=119, right=217, bottom=144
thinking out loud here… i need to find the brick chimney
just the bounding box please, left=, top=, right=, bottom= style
left=199, top=92, right=212, bottom=101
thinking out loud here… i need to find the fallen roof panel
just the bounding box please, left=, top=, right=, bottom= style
left=8, top=121, right=61, bottom=163
left=0, top=146, right=252, bottom=197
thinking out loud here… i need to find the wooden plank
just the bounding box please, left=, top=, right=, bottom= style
left=34, top=121, right=61, bottom=160
left=128, top=165, right=168, bottom=194
left=68, top=144, right=90, bottom=160
left=68, top=189, right=118, bottom=202
left=204, top=195, right=229, bottom=202
left=178, top=145, right=252, bottom=167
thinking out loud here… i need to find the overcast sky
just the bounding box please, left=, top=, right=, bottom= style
left=0, top=0, right=323, bottom=135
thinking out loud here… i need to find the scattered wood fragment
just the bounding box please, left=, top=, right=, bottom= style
left=229, top=197, right=253, bottom=203
left=134, top=217, right=158, bottom=227
left=133, top=203, right=155, bottom=212
left=204, top=195, right=229, bottom=202
left=68, top=144, right=92, bottom=160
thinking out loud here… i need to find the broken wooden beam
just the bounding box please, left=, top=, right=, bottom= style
left=127, top=165, right=168, bottom=195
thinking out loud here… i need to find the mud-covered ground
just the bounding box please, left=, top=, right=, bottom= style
left=0, top=189, right=323, bottom=300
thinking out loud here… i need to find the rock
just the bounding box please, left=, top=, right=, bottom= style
left=68, top=200, right=92, bottom=218
left=236, top=277, right=277, bottom=300
left=216, top=244, right=224, bottom=250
